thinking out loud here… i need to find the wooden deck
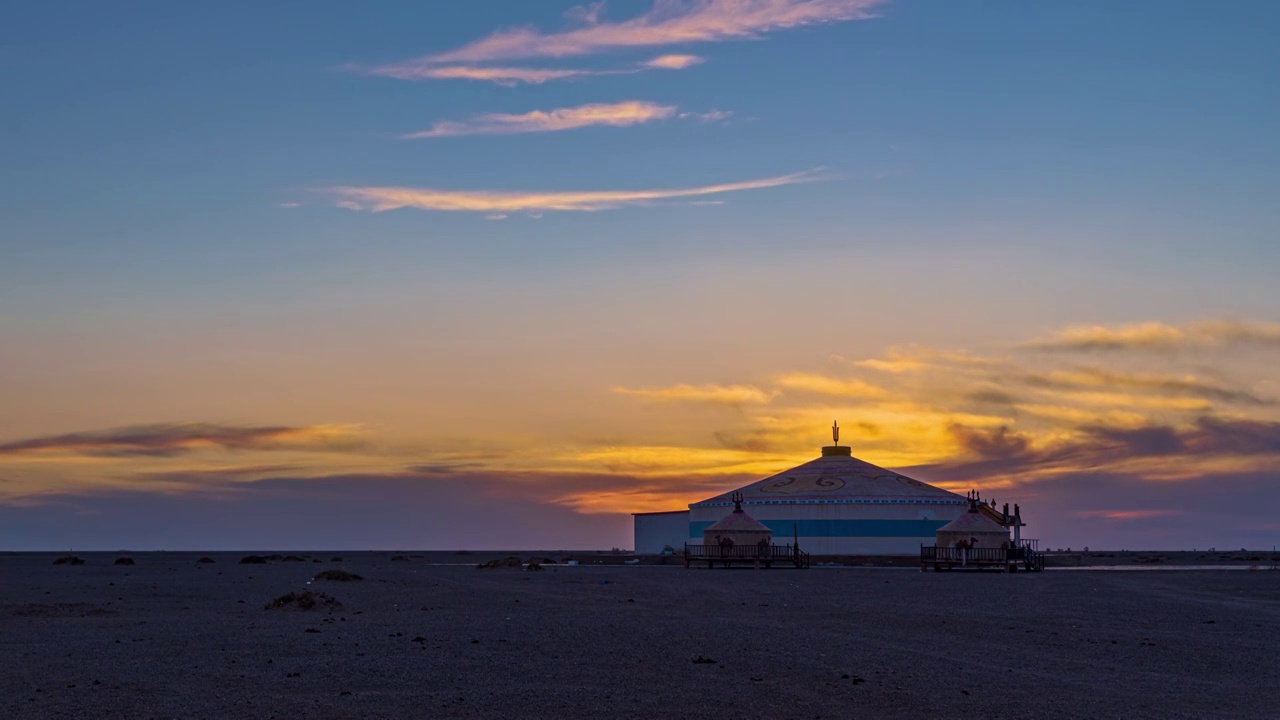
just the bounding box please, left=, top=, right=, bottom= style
left=920, top=544, right=1045, bottom=572
left=684, top=543, right=811, bottom=569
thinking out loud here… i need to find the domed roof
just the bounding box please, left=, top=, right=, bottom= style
left=705, top=503, right=771, bottom=534
left=937, top=504, right=1009, bottom=535
left=691, top=443, right=964, bottom=509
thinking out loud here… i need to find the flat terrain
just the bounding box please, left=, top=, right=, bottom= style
left=2, top=552, right=1278, bottom=719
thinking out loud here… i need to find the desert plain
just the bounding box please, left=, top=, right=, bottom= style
left=2, top=551, right=1278, bottom=719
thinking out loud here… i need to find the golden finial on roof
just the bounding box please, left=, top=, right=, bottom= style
left=832, top=420, right=840, bottom=446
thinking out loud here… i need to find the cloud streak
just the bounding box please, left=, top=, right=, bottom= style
left=422, top=0, right=887, bottom=63
left=366, top=64, right=614, bottom=85
left=907, top=416, right=1280, bottom=485
left=0, top=423, right=365, bottom=458
left=612, top=383, right=777, bottom=405
left=403, top=101, right=678, bottom=139
left=1023, top=367, right=1273, bottom=407
left=641, top=54, right=705, bottom=69
left=1026, top=321, right=1280, bottom=353
left=322, top=169, right=824, bottom=214
left=364, top=55, right=705, bottom=87
left=774, top=372, right=885, bottom=398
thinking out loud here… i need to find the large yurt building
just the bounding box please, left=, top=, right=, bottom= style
left=633, top=424, right=971, bottom=555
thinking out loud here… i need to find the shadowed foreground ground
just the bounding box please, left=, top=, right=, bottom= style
left=2, top=552, right=1278, bottom=719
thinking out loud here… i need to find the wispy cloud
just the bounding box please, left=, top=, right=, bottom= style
left=1075, top=509, right=1180, bottom=521
left=357, top=1, right=880, bottom=85
left=364, top=54, right=704, bottom=86
left=1026, top=320, right=1280, bottom=353
left=612, top=383, right=777, bottom=405
left=908, top=415, right=1280, bottom=485
left=564, top=2, right=607, bottom=25
left=321, top=169, right=824, bottom=214
left=0, top=423, right=366, bottom=458
left=366, top=64, right=613, bottom=86
left=403, top=101, right=677, bottom=139
left=679, top=109, right=733, bottom=123
left=642, top=54, right=705, bottom=69
left=1023, top=367, right=1274, bottom=407
left=774, top=372, right=885, bottom=398
left=422, top=0, right=888, bottom=63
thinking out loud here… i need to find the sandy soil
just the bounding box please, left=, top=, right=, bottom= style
left=2, top=551, right=1278, bottom=719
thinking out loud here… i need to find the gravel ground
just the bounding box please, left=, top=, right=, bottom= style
left=2, top=552, right=1278, bottom=719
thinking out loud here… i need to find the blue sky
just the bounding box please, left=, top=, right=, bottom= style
left=2, top=1, right=1278, bottom=550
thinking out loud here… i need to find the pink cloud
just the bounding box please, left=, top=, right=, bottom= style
left=425, top=0, right=888, bottom=63
left=322, top=169, right=824, bottom=214
left=641, top=54, right=705, bottom=69
left=404, top=101, right=677, bottom=139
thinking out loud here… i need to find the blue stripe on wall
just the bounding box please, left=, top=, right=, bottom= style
left=689, top=519, right=949, bottom=538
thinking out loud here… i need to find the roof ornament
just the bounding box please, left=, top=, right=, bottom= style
left=731, top=491, right=744, bottom=513
left=821, top=421, right=853, bottom=457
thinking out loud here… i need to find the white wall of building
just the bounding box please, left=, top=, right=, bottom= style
left=633, top=511, right=690, bottom=554
left=688, top=501, right=967, bottom=556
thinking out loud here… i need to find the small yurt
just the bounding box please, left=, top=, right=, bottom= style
left=703, top=492, right=772, bottom=549
left=935, top=498, right=1010, bottom=550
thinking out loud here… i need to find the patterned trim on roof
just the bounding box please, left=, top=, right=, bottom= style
left=692, top=497, right=967, bottom=508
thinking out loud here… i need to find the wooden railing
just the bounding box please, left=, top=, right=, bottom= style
left=920, top=546, right=1026, bottom=563
left=685, top=543, right=809, bottom=568
left=685, top=543, right=798, bottom=560
left=920, top=545, right=1044, bottom=571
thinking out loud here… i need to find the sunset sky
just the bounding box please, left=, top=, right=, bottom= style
left=3, top=0, right=1278, bottom=550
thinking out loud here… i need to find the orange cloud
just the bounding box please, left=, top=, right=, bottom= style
left=322, top=169, right=824, bottom=214
left=404, top=101, right=677, bottom=139
left=1076, top=510, right=1180, bottom=521
left=774, top=372, right=885, bottom=398
left=641, top=54, right=705, bottom=69
left=854, top=357, right=927, bottom=373
left=612, top=383, right=776, bottom=405
left=1026, top=320, right=1280, bottom=352
left=422, top=0, right=888, bottom=63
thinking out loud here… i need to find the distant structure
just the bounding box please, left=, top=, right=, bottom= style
left=685, top=491, right=808, bottom=569
left=702, top=492, right=772, bottom=548
left=633, top=422, right=972, bottom=556
left=935, top=493, right=1012, bottom=550
left=920, top=491, right=1043, bottom=572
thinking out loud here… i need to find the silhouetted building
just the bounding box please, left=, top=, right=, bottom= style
left=634, top=423, right=969, bottom=555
